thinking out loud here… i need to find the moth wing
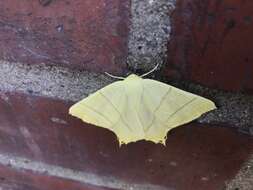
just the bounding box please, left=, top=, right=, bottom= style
left=138, top=79, right=216, bottom=144
left=69, top=81, right=126, bottom=132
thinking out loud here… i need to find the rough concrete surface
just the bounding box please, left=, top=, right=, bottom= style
left=0, top=60, right=113, bottom=102
left=127, top=0, right=176, bottom=72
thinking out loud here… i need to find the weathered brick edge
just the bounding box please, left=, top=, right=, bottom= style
left=0, top=164, right=114, bottom=190
left=226, top=156, right=253, bottom=190
left=0, top=154, right=167, bottom=190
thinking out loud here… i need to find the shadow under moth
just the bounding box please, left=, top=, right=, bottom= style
left=69, top=67, right=216, bottom=146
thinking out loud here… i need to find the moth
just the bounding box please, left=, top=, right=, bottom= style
left=69, top=66, right=216, bottom=145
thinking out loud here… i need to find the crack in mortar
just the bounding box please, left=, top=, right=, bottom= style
left=0, top=153, right=170, bottom=190
left=127, top=0, right=176, bottom=72
left=0, top=60, right=253, bottom=130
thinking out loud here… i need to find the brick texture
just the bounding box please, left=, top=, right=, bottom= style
left=0, top=0, right=129, bottom=72
left=167, top=0, right=253, bottom=92
left=0, top=92, right=252, bottom=190
left=0, top=164, right=114, bottom=190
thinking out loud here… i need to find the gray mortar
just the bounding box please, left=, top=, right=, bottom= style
left=1, top=60, right=253, bottom=131
left=226, top=156, right=253, bottom=190
left=127, top=0, right=176, bottom=72
left=0, top=60, right=113, bottom=102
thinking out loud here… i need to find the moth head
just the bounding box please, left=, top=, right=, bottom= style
left=105, top=64, right=159, bottom=80
left=125, top=74, right=142, bottom=80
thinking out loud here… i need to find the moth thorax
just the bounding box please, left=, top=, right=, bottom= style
left=124, top=74, right=142, bottom=81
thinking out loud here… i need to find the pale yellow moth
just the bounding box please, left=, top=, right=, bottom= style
left=69, top=70, right=216, bottom=145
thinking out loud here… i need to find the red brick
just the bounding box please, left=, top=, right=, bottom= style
left=0, top=164, right=114, bottom=190
left=0, top=92, right=253, bottom=189
left=0, top=0, right=129, bottom=72
left=167, top=0, right=253, bottom=92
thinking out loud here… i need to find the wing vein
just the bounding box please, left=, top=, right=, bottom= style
left=136, top=84, right=145, bottom=131
left=142, top=87, right=172, bottom=133
left=166, top=97, right=197, bottom=122
left=99, top=91, right=133, bottom=132
left=77, top=103, right=114, bottom=126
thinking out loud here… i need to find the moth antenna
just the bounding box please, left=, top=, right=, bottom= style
left=140, top=64, right=159, bottom=78
left=105, top=72, right=125, bottom=80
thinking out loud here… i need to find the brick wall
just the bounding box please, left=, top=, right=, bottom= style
left=0, top=0, right=252, bottom=190
left=0, top=0, right=129, bottom=72
left=167, top=0, right=253, bottom=92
